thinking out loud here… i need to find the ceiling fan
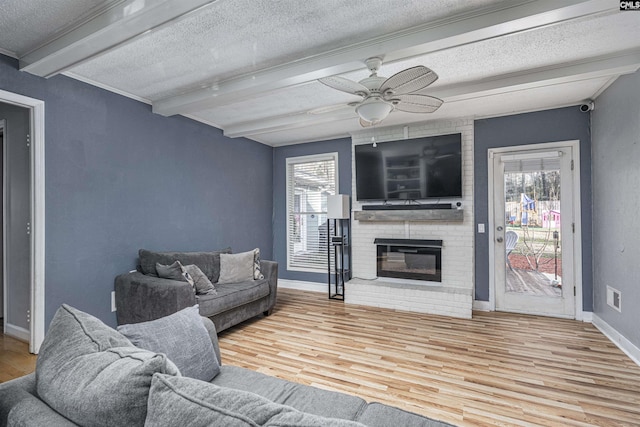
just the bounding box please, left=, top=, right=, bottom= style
left=317, top=57, right=443, bottom=127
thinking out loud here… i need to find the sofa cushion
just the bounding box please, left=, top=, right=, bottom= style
left=218, top=250, right=255, bottom=284
left=211, top=365, right=368, bottom=421
left=156, top=260, right=193, bottom=283
left=356, top=402, right=455, bottom=427
left=253, top=248, right=265, bottom=280
left=185, top=264, right=217, bottom=295
left=36, top=304, right=179, bottom=427
left=118, top=305, right=220, bottom=381
left=139, top=248, right=232, bottom=282
left=197, top=279, right=270, bottom=317
left=0, top=379, right=36, bottom=424
left=146, top=374, right=366, bottom=427
left=7, top=392, right=77, bottom=427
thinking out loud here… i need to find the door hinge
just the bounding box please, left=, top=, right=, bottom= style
left=574, top=286, right=576, bottom=296
left=26, top=222, right=31, bottom=235
left=26, top=134, right=30, bottom=148
left=572, top=223, right=575, bottom=233
left=571, top=159, right=574, bottom=170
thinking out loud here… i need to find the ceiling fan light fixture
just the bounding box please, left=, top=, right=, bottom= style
left=318, top=58, right=442, bottom=126
left=356, top=98, right=393, bottom=123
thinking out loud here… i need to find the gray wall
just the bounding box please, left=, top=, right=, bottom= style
left=591, top=70, right=640, bottom=348
left=273, top=138, right=352, bottom=283
left=0, top=54, right=273, bottom=329
left=0, top=131, right=2, bottom=318
left=0, top=103, right=31, bottom=330
left=474, top=107, right=593, bottom=311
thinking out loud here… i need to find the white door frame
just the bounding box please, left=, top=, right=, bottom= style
left=0, top=89, right=45, bottom=354
left=0, top=119, right=4, bottom=329
left=488, top=140, right=584, bottom=320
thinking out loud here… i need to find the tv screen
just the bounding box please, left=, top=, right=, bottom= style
left=355, top=133, right=462, bottom=201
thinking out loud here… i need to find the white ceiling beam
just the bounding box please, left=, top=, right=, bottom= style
left=20, top=0, right=216, bottom=78
left=224, top=49, right=640, bottom=138
left=428, top=49, right=640, bottom=101
left=153, top=0, right=615, bottom=116
left=224, top=110, right=357, bottom=138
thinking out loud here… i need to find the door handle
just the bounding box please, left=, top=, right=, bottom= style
left=496, top=237, right=503, bottom=243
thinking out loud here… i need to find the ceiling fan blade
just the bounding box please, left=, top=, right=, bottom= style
left=380, top=66, right=438, bottom=95
left=307, top=103, right=352, bottom=115
left=393, top=94, right=443, bottom=113
left=319, top=76, right=370, bottom=96
left=359, top=118, right=373, bottom=128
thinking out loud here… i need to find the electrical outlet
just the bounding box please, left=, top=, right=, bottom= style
left=606, top=286, right=621, bottom=312
left=111, top=291, right=117, bottom=312
left=477, top=223, right=485, bottom=233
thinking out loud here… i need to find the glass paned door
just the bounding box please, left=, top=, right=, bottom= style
left=493, top=148, right=575, bottom=318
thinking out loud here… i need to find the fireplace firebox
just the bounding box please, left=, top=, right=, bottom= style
left=374, top=238, right=442, bottom=282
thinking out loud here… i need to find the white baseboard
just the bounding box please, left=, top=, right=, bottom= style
left=579, top=311, right=593, bottom=323
left=278, top=279, right=325, bottom=293
left=473, top=300, right=492, bottom=311
left=5, top=322, right=30, bottom=342
left=592, top=314, right=640, bottom=367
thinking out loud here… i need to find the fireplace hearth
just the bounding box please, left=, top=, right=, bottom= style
left=374, top=238, right=442, bottom=282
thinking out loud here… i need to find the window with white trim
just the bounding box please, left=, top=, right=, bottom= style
left=286, top=153, right=338, bottom=273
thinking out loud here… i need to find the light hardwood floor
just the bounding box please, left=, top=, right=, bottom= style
left=0, top=320, right=37, bottom=383
left=218, top=289, right=640, bottom=427
left=1, top=291, right=638, bottom=426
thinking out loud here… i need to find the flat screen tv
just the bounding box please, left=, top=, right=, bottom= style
left=355, top=133, right=462, bottom=201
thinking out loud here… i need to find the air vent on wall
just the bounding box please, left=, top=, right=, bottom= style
left=606, top=286, right=622, bottom=312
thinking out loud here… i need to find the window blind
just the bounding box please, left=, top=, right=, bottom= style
left=286, top=155, right=337, bottom=272
left=502, top=151, right=561, bottom=172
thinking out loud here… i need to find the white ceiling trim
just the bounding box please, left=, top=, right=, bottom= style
left=63, top=70, right=153, bottom=105
left=0, top=47, right=17, bottom=59
left=20, top=0, right=217, bottom=78
left=592, top=75, right=620, bottom=99
left=221, top=49, right=640, bottom=139
left=152, top=0, right=615, bottom=117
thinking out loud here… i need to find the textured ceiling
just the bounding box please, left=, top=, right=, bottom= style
left=0, top=0, right=116, bottom=56
left=70, top=0, right=502, bottom=100
left=2, top=0, right=640, bottom=145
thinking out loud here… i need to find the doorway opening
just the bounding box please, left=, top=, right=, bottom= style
left=0, top=90, right=45, bottom=354
left=488, top=141, right=582, bottom=319
left=0, top=125, right=3, bottom=326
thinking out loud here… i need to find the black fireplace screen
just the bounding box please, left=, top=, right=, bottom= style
left=375, top=239, right=442, bottom=282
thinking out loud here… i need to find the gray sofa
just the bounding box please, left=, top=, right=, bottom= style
left=115, top=249, right=278, bottom=332
left=0, top=304, right=453, bottom=427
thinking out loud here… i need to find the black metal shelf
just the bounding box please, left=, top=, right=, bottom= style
left=327, top=218, right=350, bottom=300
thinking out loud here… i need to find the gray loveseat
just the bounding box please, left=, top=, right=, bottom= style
left=115, top=248, right=278, bottom=332
left=0, top=304, right=453, bottom=427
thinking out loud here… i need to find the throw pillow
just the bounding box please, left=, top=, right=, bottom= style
left=145, top=374, right=367, bottom=427
left=118, top=305, right=220, bottom=382
left=218, top=250, right=255, bottom=284
left=36, top=304, right=180, bottom=427
left=156, top=261, right=194, bottom=287
left=252, top=248, right=265, bottom=280
left=184, top=264, right=217, bottom=295
left=139, top=248, right=232, bottom=282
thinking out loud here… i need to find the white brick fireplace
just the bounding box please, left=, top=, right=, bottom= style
left=346, top=119, right=475, bottom=318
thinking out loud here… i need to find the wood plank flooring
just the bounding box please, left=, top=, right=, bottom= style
left=0, top=291, right=638, bottom=426
left=218, top=289, right=640, bottom=427
left=0, top=320, right=37, bottom=383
